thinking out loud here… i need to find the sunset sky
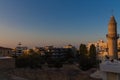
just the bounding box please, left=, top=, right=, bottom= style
left=0, top=0, right=120, bottom=48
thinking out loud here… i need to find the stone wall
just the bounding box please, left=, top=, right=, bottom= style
left=0, top=57, right=15, bottom=70
left=7, top=64, right=101, bottom=80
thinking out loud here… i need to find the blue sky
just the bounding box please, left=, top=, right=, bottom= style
left=0, top=0, right=120, bottom=48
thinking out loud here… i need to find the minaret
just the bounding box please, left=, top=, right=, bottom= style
left=106, top=16, right=119, bottom=59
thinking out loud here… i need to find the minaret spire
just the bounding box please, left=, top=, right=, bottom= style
left=109, top=16, right=116, bottom=24
left=106, top=15, right=119, bottom=59
left=112, top=9, right=114, bottom=16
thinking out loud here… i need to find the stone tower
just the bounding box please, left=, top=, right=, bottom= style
left=106, top=16, right=119, bottom=59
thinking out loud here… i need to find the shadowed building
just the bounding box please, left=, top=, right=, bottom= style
left=0, top=47, right=12, bottom=56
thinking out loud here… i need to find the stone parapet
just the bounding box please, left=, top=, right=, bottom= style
left=0, top=57, right=15, bottom=70
left=106, top=34, right=119, bottom=39
left=100, top=61, right=120, bottom=80
left=100, top=61, right=120, bottom=73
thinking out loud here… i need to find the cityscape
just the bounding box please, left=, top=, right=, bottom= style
left=0, top=0, right=120, bottom=80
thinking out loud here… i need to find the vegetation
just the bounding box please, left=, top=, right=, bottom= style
left=15, top=50, right=65, bottom=68
left=65, top=48, right=75, bottom=64
left=89, top=44, right=98, bottom=67
left=78, top=44, right=90, bottom=70
left=45, top=51, right=65, bottom=68
left=15, top=53, right=45, bottom=69
left=15, top=44, right=98, bottom=71
left=78, top=44, right=98, bottom=71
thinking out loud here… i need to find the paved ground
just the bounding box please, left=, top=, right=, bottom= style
left=0, top=64, right=102, bottom=80
left=0, top=70, right=28, bottom=80
left=0, top=72, right=9, bottom=80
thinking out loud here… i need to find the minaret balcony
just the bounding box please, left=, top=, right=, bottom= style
left=117, top=34, right=120, bottom=39
left=106, top=34, right=118, bottom=39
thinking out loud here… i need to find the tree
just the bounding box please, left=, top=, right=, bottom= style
left=79, top=44, right=88, bottom=56
left=65, top=48, right=74, bottom=64
left=15, top=52, right=43, bottom=69
left=79, top=44, right=91, bottom=71
left=89, top=44, right=97, bottom=67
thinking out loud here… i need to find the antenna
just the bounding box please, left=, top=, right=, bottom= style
left=18, top=42, right=22, bottom=46
left=112, top=9, right=114, bottom=16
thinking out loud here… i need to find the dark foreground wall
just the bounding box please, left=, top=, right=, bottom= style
left=0, top=57, right=15, bottom=70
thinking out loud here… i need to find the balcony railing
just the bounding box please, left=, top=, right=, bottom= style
left=106, top=34, right=119, bottom=39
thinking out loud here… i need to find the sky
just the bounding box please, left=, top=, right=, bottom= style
left=0, top=0, right=120, bottom=48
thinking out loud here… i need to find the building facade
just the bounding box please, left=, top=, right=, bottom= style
left=0, top=47, right=12, bottom=56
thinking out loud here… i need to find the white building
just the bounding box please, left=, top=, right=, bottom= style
left=88, top=39, right=120, bottom=60
left=13, top=42, right=27, bottom=56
